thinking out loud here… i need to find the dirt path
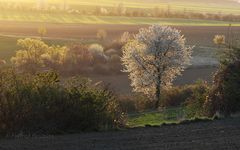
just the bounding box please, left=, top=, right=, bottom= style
left=1, top=117, right=240, bottom=150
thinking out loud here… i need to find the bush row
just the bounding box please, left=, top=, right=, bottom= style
left=10, top=38, right=125, bottom=75
left=0, top=68, right=125, bottom=136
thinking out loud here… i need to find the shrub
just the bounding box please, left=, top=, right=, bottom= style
left=118, top=94, right=154, bottom=113
left=213, top=35, right=225, bottom=45
left=0, top=68, right=124, bottom=136
left=88, top=44, right=108, bottom=64
left=105, top=49, right=118, bottom=57
left=205, top=60, right=240, bottom=117
left=184, top=81, right=210, bottom=118
left=65, top=44, right=93, bottom=73
left=104, top=41, right=124, bottom=55
left=161, top=86, right=193, bottom=107
left=97, top=30, right=107, bottom=41
left=204, top=45, right=240, bottom=117
left=161, top=81, right=208, bottom=108
left=108, top=54, right=122, bottom=73
left=11, top=38, right=68, bottom=73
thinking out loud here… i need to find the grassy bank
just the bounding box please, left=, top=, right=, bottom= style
left=127, top=107, right=185, bottom=127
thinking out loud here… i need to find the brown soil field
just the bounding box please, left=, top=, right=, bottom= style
left=0, top=21, right=225, bottom=93
left=1, top=21, right=240, bottom=46
left=1, top=117, right=240, bottom=150
left=89, top=66, right=217, bottom=94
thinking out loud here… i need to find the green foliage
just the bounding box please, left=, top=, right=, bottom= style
left=184, top=81, right=210, bottom=118
left=97, top=30, right=107, bottom=40
left=161, top=86, right=195, bottom=107
left=0, top=68, right=124, bottom=136
left=118, top=94, right=154, bottom=113
left=161, top=81, right=209, bottom=110
left=205, top=47, right=240, bottom=116
left=203, top=38, right=240, bottom=117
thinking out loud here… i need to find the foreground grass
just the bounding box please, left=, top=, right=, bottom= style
left=0, top=12, right=240, bottom=26
left=127, top=107, right=216, bottom=127
left=127, top=107, right=185, bottom=127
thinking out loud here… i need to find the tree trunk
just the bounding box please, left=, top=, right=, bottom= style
left=155, top=74, right=161, bottom=109
left=155, top=83, right=161, bottom=109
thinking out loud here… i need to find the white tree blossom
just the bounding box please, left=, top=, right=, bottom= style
left=122, top=25, right=193, bottom=108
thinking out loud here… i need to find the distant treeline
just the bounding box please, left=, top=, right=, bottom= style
left=0, top=1, right=240, bottom=22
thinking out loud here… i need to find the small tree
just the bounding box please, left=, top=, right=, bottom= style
left=38, top=26, right=47, bottom=39
left=122, top=25, right=193, bottom=108
left=97, top=30, right=107, bottom=41
left=11, top=38, right=68, bottom=73
left=213, top=35, right=225, bottom=45
left=88, top=44, right=108, bottom=64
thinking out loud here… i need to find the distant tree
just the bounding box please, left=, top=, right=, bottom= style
left=213, top=35, right=225, bottom=45
left=117, top=3, right=126, bottom=16
left=153, top=6, right=161, bottom=17
left=36, top=0, right=47, bottom=10
left=38, top=26, right=47, bottom=39
left=97, top=29, right=107, bottom=41
left=122, top=25, right=193, bottom=108
left=88, top=44, right=107, bottom=64
left=41, top=45, right=69, bottom=69
left=100, top=7, right=108, bottom=15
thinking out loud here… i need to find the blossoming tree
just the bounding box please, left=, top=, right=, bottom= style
left=122, top=25, right=193, bottom=108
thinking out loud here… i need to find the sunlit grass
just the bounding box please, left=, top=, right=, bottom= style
left=0, top=12, right=239, bottom=26
left=127, top=107, right=185, bottom=127
left=6, top=0, right=240, bottom=15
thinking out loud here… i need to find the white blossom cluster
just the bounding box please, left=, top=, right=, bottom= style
left=122, top=25, right=193, bottom=96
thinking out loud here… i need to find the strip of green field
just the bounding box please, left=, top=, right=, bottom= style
left=0, top=12, right=239, bottom=26
left=6, top=0, right=240, bottom=15
left=127, top=107, right=185, bottom=127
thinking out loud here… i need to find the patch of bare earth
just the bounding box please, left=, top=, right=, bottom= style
left=0, top=21, right=240, bottom=47
left=1, top=117, right=240, bottom=150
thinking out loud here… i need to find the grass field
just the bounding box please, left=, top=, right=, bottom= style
left=5, top=0, right=240, bottom=15
left=0, top=12, right=240, bottom=26
left=127, top=107, right=185, bottom=127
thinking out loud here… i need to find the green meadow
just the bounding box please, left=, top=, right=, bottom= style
left=127, top=107, right=185, bottom=127
left=7, top=0, right=240, bottom=15
left=0, top=12, right=239, bottom=26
